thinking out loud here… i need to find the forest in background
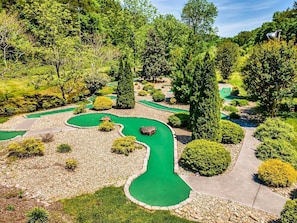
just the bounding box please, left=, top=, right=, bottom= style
left=1, top=0, right=297, bottom=117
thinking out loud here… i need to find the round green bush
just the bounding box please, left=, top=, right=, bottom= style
left=169, top=97, right=177, bottom=104
left=143, top=83, right=154, bottom=91
left=220, top=120, right=244, bottom=144
left=111, top=136, right=141, bottom=156
left=138, top=90, right=148, bottom=96
left=281, top=199, right=297, bottom=223
left=254, top=118, right=295, bottom=142
left=258, top=159, right=297, bottom=187
left=168, top=115, right=182, bottom=127
left=98, top=121, right=115, bottom=132
left=73, top=105, right=86, bottom=115
left=180, top=139, right=231, bottom=176
left=256, top=139, right=297, bottom=169
left=65, top=158, right=78, bottom=171
left=93, top=96, right=113, bottom=110
left=152, top=92, right=165, bottom=102
left=57, top=144, right=72, bottom=153
left=26, top=207, right=49, bottom=223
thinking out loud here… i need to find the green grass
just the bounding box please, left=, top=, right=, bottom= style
left=62, top=186, right=196, bottom=223
left=229, top=72, right=247, bottom=96
left=0, top=117, right=9, bottom=123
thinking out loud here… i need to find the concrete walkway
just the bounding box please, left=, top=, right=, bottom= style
left=181, top=127, right=287, bottom=215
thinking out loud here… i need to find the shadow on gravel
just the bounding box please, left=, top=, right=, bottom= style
left=267, top=219, right=281, bottom=223
left=253, top=174, right=265, bottom=185
left=176, top=135, right=191, bottom=145
left=290, top=188, right=297, bottom=199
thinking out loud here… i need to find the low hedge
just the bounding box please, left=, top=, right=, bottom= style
left=57, top=144, right=72, bottom=153
left=254, top=118, right=295, bottom=142
left=231, top=99, right=249, bottom=107
left=180, top=139, right=231, bottom=176
left=258, top=159, right=297, bottom=187
left=256, top=139, right=297, bottom=169
left=220, top=120, right=244, bottom=144
left=93, top=96, right=113, bottom=110
left=168, top=112, right=190, bottom=128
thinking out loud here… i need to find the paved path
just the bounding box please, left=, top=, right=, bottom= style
left=13, top=118, right=37, bottom=130
left=181, top=127, right=287, bottom=215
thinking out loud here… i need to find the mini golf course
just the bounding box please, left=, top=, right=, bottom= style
left=0, top=130, right=26, bottom=141
left=67, top=113, right=191, bottom=207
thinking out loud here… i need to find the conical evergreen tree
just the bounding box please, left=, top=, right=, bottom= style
left=190, top=52, right=221, bottom=142
left=142, top=29, right=170, bottom=81
left=116, top=55, right=135, bottom=109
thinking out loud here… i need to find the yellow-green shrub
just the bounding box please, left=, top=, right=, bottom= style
left=258, top=159, right=297, bottom=187
left=138, top=90, right=148, bottom=96
left=93, top=96, right=113, bottom=110
left=98, top=121, right=115, bottom=132
left=65, top=158, right=78, bottom=171
left=8, top=138, right=45, bottom=158
left=111, top=136, right=141, bottom=156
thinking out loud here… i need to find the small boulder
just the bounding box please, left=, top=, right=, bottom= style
left=140, top=126, right=156, bottom=136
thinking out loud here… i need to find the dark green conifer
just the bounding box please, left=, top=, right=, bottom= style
left=190, top=52, right=221, bottom=141
left=116, top=55, right=135, bottom=109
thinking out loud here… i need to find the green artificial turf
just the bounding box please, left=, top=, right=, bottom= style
left=0, top=130, right=26, bottom=140
left=62, top=186, right=196, bottom=223
left=67, top=113, right=191, bottom=207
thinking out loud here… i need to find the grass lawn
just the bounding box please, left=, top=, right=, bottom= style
left=62, top=186, right=196, bottom=223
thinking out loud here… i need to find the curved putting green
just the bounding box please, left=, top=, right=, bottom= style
left=0, top=130, right=26, bottom=141
left=67, top=113, right=191, bottom=206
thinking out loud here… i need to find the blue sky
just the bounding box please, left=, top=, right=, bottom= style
left=150, top=0, right=295, bottom=37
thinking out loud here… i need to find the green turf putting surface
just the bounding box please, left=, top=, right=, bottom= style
left=67, top=113, right=191, bottom=207
left=219, top=87, right=235, bottom=101
left=138, top=100, right=188, bottom=113
left=0, top=130, right=26, bottom=140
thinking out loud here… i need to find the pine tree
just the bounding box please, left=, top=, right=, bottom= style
left=190, top=52, right=221, bottom=142
left=116, top=55, right=135, bottom=109
left=142, top=29, right=170, bottom=81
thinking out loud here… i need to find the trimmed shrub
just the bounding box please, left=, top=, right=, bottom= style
left=152, top=92, right=165, bottom=102
left=149, top=88, right=161, bottom=95
left=98, top=121, right=115, bottom=132
left=138, top=90, right=148, bottom=96
left=98, top=86, right=114, bottom=95
left=143, top=83, right=154, bottom=91
left=231, top=87, right=239, bottom=96
left=254, top=118, right=295, bottom=142
left=73, top=105, right=86, bottom=115
left=256, top=139, right=297, bottom=169
left=93, top=96, right=113, bottom=110
left=258, top=159, right=297, bottom=187
left=169, top=97, right=177, bottom=104
left=168, top=115, right=182, bottom=127
left=141, top=80, right=148, bottom=85
left=180, top=139, right=231, bottom=176
left=168, top=112, right=190, bottom=128
left=229, top=112, right=240, bottom=119
left=231, top=99, right=249, bottom=107
left=281, top=199, right=297, bottom=223
left=220, top=120, right=244, bottom=144
left=26, top=207, right=49, bottom=223
left=41, top=133, right=54, bottom=143
left=8, top=138, right=45, bottom=158
left=57, top=144, right=72, bottom=153
left=111, top=136, right=141, bottom=156
left=223, top=105, right=238, bottom=113
left=65, top=158, right=78, bottom=171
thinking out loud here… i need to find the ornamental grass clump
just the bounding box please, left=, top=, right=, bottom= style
left=57, top=144, right=72, bottom=153
left=254, top=118, right=295, bottom=142
left=180, top=139, right=231, bottom=176
left=8, top=138, right=45, bottom=158
left=256, top=139, right=297, bottom=169
left=26, top=207, right=49, bottom=223
left=220, top=120, right=244, bottom=144
left=111, top=136, right=141, bottom=156
left=258, top=159, right=297, bottom=187
left=93, top=96, right=113, bottom=110
left=98, top=121, right=115, bottom=132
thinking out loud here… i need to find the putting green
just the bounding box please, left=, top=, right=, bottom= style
left=0, top=130, right=26, bottom=141
left=67, top=113, right=191, bottom=207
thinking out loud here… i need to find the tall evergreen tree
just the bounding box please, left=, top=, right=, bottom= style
left=142, top=29, right=170, bottom=81
left=190, top=52, right=221, bottom=141
left=116, top=55, right=135, bottom=109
